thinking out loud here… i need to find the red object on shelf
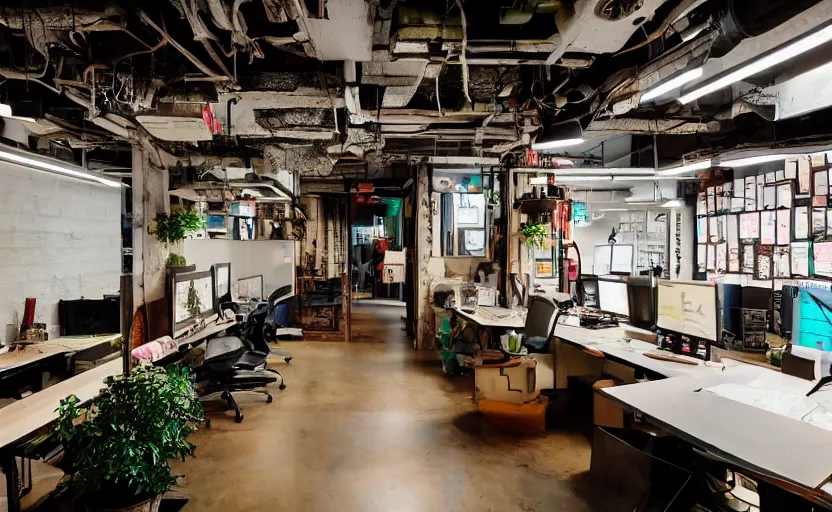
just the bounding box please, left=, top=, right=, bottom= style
left=567, top=260, right=578, bottom=281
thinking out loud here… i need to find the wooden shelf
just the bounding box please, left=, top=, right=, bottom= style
left=519, top=199, right=557, bottom=215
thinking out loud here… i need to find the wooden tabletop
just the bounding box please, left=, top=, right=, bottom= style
left=53, top=334, right=121, bottom=352
left=0, top=344, right=70, bottom=373
left=0, top=359, right=122, bottom=448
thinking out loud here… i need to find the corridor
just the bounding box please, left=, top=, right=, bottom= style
left=175, top=326, right=595, bottom=511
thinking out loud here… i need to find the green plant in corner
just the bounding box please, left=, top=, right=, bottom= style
left=51, top=365, right=204, bottom=510
left=166, top=253, right=187, bottom=268
left=153, top=210, right=204, bottom=246
left=521, top=222, right=549, bottom=249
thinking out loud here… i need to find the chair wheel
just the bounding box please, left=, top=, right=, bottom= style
left=279, top=383, right=286, bottom=390
left=284, top=357, right=292, bottom=363
left=235, top=412, right=244, bottom=423
left=266, top=394, right=273, bottom=403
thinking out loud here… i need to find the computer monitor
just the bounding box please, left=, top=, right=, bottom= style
left=237, top=275, right=265, bottom=301
left=656, top=280, right=718, bottom=342
left=598, top=277, right=630, bottom=318
left=793, top=286, right=832, bottom=351
left=212, top=263, right=232, bottom=308
left=171, top=270, right=216, bottom=336
left=627, top=277, right=656, bottom=330
left=580, top=276, right=599, bottom=308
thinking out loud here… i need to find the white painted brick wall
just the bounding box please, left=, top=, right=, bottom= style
left=0, top=161, right=122, bottom=342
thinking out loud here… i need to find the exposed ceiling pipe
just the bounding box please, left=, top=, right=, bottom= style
left=139, top=11, right=228, bottom=80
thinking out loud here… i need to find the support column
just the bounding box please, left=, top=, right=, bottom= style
left=415, top=165, right=432, bottom=350
left=132, top=147, right=170, bottom=345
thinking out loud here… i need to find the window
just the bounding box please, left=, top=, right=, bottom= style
left=440, top=193, right=490, bottom=257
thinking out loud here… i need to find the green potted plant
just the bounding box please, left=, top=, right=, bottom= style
left=153, top=210, right=204, bottom=271
left=521, top=222, right=549, bottom=249
left=51, top=365, right=205, bottom=512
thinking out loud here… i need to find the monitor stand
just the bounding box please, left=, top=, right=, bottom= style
left=807, top=375, right=832, bottom=397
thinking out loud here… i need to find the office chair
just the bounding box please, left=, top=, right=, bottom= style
left=520, top=295, right=572, bottom=354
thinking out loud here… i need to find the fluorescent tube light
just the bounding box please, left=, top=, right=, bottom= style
left=640, top=68, right=703, bottom=103
left=529, top=176, right=549, bottom=185
left=611, top=176, right=686, bottom=181
left=658, top=159, right=712, bottom=176
left=661, top=199, right=686, bottom=208
left=599, top=208, right=631, bottom=212
left=719, top=154, right=799, bottom=168
left=532, top=138, right=585, bottom=151
left=679, top=22, right=832, bottom=104
left=625, top=201, right=660, bottom=205
left=0, top=147, right=123, bottom=187
left=556, top=169, right=656, bottom=176
left=555, top=176, right=613, bottom=183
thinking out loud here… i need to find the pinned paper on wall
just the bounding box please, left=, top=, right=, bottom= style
left=697, top=244, right=707, bottom=273
left=756, top=175, right=765, bottom=211
left=763, top=186, right=776, bottom=210
left=814, top=242, right=832, bottom=277
left=776, top=182, right=793, bottom=209
left=814, top=195, right=829, bottom=207
left=729, top=247, right=740, bottom=273
left=715, top=185, right=723, bottom=212
left=795, top=206, right=810, bottom=239
left=792, top=241, right=811, bottom=277
left=785, top=160, right=798, bottom=181
left=813, top=207, right=827, bottom=239
left=697, top=217, right=708, bottom=244
left=709, top=216, right=721, bottom=243
left=745, top=176, right=757, bottom=211
left=716, top=243, right=727, bottom=273
left=707, top=186, right=716, bottom=214
left=697, top=192, right=707, bottom=216
left=757, top=245, right=773, bottom=280
left=765, top=171, right=776, bottom=184
left=798, top=158, right=812, bottom=195
left=777, top=209, right=791, bottom=246
left=761, top=210, right=776, bottom=245
left=739, top=212, right=759, bottom=240
left=774, top=246, right=791, bottom=278
left=727, top=214, right=738, bottom=249
left=815, top=170, right=829, bottom=197
left=706, top=244, right=716, bottom=271
left=741, top=245, right=755, bottom=274
left=776, top=169, right=786, bottom=182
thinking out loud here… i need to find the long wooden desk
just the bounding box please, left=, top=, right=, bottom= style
left=0, top=345, right=70, bottom=375
left=0, top=359, right=122, bottom=512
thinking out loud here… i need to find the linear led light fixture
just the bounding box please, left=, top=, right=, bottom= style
left=531, top=120, right=584, bottom=151
left=719, top=154, right=800, bottom=168
left=555, top=168, right=656, bottom=176
left=599, top=208, right=631, bottom=212
left=555, top=176, right=613, bottom=183
left=611, top=176, right=687, bottom=181
left=679, top=20, right=832, bottom=104
left=0, top=147, right=122, bottom=187
left=658, top=159, right=712, bottom=176
left=640, top=68, right=703, bottom=103
left=661, top=199, right=686, bottom=208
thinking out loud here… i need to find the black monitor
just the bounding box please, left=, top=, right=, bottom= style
left=212, top=263, right=232, bottom=308
left=170, top=270, right=216, bottom=336
left=627, top=277, right=656, bottom=330
left=580, top=275, right=599, bottom=308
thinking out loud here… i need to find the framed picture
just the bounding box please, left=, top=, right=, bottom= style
left=756, top=245, right=773, bottom=280
left=741, top=244, right=755, bottom=274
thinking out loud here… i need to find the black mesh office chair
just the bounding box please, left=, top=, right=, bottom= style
left=520, top=295, right=560, bottom=353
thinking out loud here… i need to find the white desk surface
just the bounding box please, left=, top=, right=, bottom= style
left=603, top=365, right=832, bottom=493
left=0, top=334, right=123, bottom=374
left=0, top=359, right=122, bottom=449
left=553, top=323, right=716, bottom=378
left=455, top=306, right=526, bottom=329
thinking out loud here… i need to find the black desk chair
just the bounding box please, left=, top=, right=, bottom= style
left=521, top=295, right=573, bottom=353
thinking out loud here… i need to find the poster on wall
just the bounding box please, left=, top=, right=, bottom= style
left=763, top=186, right=777, bottom=210
left=697, top=244, right=707, bottom=273
left=795, top=206, right=810, bottom=239
left=709, top=216, right=721, bottom=243
left=776, top=183, right=793, bottom=209
left=777, top=209, right=791, bottom=245
left=785, top=159, right=798, bottom=180
left=706, top=244, right=716, bottom=271
left=798, top=158, right=812, bottom=195
left=697, top=192, right=707, bottom=216
left=757, top=175, right=766, bottom=211
left=761, top=211, right=777, bottom=245
left=741, top=245, right=755, bottom=274
left=707, top=187, right=716, bottom=214
left=813, top=207, right=827, bottom=240
left=774, top=246, right=791, bottom=278
left=765, top=171, right=776, bottom=184
left=827, top=209, right=832, bottom=238
left=757, top=245, right=773, bottom=280
left=716, top=242, right=727, bottom=273
left=815, top=170, right=829, bottom=197
left=727, top=215, right=739, bottom=272
left=739, top=212, right=759, bottom=240
left=745, top=176, right=757, bottom=211
left=791, top=241, right=812, bottom=277
left=813, top=195, right=828, bottom=207
left=697, top=217, right=708, bottom=244
left=814, top=242, right=832, bottom=277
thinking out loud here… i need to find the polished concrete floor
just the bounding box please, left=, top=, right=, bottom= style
left=174, top=303, right=595, bottom=511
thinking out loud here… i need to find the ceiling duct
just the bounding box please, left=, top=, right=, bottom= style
left=499, top=1, right=562, bottom=25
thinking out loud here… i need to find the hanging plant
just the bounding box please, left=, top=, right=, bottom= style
left=484, top=189, right=500, bottom=206
left=153, top=210, right=204, bottom=246
left=166, top=253, right=188, bottom=268
left=521, top=222, right=549, bottom=249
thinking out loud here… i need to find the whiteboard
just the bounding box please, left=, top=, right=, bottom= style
left=598, top=279, right=630, bottom=317
left=657, top=280, right=718, bottom=341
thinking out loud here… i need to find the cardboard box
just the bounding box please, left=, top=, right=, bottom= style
left=475, top=359, right=539, bottom=404
left=593, top=379, right=625, bottom=429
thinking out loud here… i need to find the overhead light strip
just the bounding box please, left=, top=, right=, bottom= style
left=640, top=68, right=703, bottom=103
left=679, top=21, right=832, bottom=104
left=531, top=138, right=585, bottom=151
left=555, top=176, right=613, bottom=183
left=719, top=154, right=801, bottom=168
left=0, top=148, right=122, bottom=188
left=657, top=159, right=712, bottom=176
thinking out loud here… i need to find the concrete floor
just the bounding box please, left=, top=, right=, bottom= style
left=174, top=303, right=596, bottom=511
